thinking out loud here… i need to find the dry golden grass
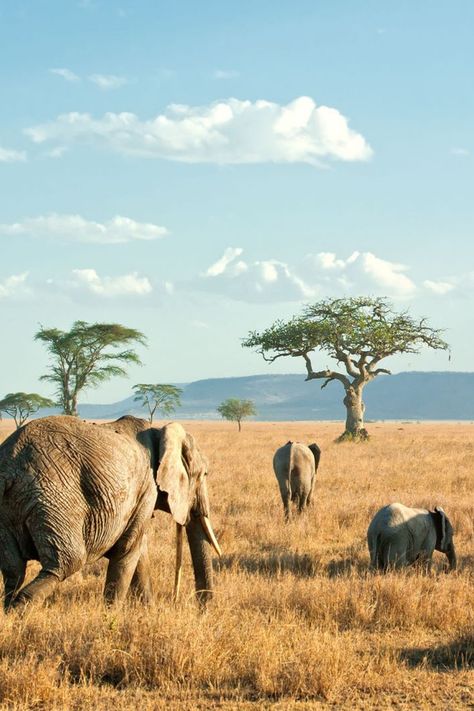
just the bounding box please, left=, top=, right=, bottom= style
left=0, top=418, right=472, bottom=709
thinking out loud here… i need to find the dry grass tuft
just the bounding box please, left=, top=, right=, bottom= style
left=0, top=419, right=472, bottom=709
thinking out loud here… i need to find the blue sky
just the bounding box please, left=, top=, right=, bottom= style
left=0, top=1, right=472, bottom=403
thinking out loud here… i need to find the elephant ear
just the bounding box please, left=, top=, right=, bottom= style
left=308, top=443, right=321, bottom=471
left=182, top=432, right=206, bottom=481
left=434, top=506, right=447, bottom=550
left=156, top=423, right=191, bottom=526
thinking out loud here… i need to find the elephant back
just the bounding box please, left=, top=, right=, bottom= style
left=0, top=416, right=155, bottom=563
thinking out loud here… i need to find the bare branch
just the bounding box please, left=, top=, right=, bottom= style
left=305, top=369, right=351, bottom=389
left=371, top=367, right=391, bottom=376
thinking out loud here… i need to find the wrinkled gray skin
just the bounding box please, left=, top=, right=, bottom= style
left=273, top=441, right=321, bottom=521
left=0, top=415, right=217, bottom=610
left=367, top=502, right=457, bottom=571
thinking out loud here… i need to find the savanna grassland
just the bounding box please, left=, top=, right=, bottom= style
left=0, top=419, right=472, bottom=710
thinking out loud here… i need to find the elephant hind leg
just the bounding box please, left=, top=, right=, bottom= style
left=306, top=475, right=316, bottom=507
left=277, top=478, right=291, bottom=521
left=129, top=539, right=152, bottom=604
left=380, top=541, right=407, bottom=571
left=11, top=569, right=61, bottom=609
left=297, top=492, right=308, bottom=514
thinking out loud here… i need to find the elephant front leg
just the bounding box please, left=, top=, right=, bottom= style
left=104, top=545, right=142, bottom=605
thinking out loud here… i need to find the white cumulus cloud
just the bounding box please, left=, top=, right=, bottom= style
left=88, top=74, right=128, bottom=89
left=316, top=252, right=353, bottom=270
left=0, top=145, right=27, bottom=162
left=204, top=247, right=244, bottom=276
left=195, top=248, right=428, bottom=303
left=359, top=252, right=416, bottom=296
left=423, top=279, right=455, bottom=295
left=305, top=251, right=416, bottom=298
left=198, top=248, right=317, bottom=302
left=71, top=269, right=152, bottom=297
left=0, top=214, right=168, bottom=244
left=0, top=273, right=30, bottom=299
left=25, top=96, right=373, bottom=165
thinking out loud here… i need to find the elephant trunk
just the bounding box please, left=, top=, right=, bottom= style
left=186, top=515, right=214, bottom=606
left=446, top=541, right=457, bottom=571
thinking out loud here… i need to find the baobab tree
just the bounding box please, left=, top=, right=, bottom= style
left=243, top=297, right=448, bottom=440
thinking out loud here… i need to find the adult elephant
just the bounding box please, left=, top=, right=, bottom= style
left=367, top=502, right=456, bottom=571
left=0, top=415, right=221, bottom=610
left=273, top=440, right=321, bottom=521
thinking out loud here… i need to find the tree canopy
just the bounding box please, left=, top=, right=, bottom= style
left=35, top=321, right=146, bottom=416
left=0, top=392, right=55, bottom=429
left=217, top=398, right=257, bottom=431
left=243, top=296, right=448, bottom=439
left=133, top=383, right=183, bottom=424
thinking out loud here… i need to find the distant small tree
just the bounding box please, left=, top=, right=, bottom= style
left=133, top=383, right=183, bottom=424
left=217, top=398, right=257, bottom=431
left=35, top=321, right=146, bottom=416
left=0, top=392, right=55, bottom=429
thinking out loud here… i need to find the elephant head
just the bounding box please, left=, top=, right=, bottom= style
left=432, top=506, right=457, bottom=570
left=145, top=421, right=221, bottom=604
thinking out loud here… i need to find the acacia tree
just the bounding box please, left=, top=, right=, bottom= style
left=243, top=297, right=448, bottom=440
left=217, top=398, right=257, bottom=431
left=133, top=383, right=183, bottom=424
left=0, top=393, right=55, bottom=429
left=35, top=321, right=146, bottom=416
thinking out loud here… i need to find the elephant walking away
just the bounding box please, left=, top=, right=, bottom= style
left=273, top=441, right=321, bottom=520
left=367, top=502, right=456, bottom=571
left=0, top=415, right=221, bottom=610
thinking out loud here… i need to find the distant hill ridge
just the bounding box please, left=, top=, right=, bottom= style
left=67, top=371, right=474, bottom=421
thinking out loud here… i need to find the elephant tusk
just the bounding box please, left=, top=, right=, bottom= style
left=200, top=515, right=222, bottom=557
left=173, top=523, right=184, bottom=602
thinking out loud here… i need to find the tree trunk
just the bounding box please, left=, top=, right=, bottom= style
left=339, top=386, right=369, bottom=441
left=70, top=394, right=78, bottom=417
left=237, top=420, right=241, bottom=432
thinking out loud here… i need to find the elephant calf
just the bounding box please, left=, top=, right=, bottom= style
left=273, top=440, right=321, bottom=520
left=367, top=502, right=457, bottom=571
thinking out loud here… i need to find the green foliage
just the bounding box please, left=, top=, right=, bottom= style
left=133, top=383, right=183, bottom=423
left=243, top=297, right=449, bottom=366
left=35, top=321, right=147, bottom=416
left=0, top=392, right=55, bottom=429
left=217, top=398, right=257, bottom=431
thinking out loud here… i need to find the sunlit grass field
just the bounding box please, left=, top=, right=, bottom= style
left=0, top=419, right=472, bottom=709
